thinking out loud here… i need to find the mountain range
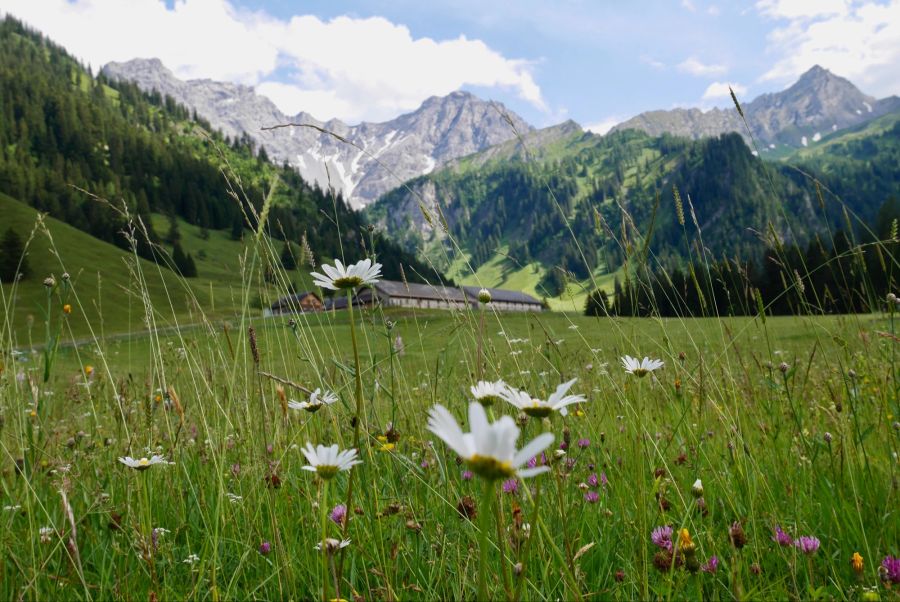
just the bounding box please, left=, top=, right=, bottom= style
left=611, top=65, right=900, bottom=152
left=102, top=58, right=532, bottom=209
left=362, top=70, right=900, bottom=306
left=103, top=59, right=900, bottom=213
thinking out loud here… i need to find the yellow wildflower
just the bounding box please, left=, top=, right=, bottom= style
left=851, top=552, right=863, bottom=573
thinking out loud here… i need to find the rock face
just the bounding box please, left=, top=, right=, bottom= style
left=102, top=58, right=533, bottom=208
left=611, top=65, right=900, bottom=150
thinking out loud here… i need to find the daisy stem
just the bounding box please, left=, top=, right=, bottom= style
left=494, top=489, right=512, bottom=600
left=477, top=308, right=485, bottom=381
left=515, top=477, right=542, bottom=602
left=338, top=288, right=364, bottom=589
left=320, top=478, right=330, bottom=602
left=478, top=479, right=496, bottom=601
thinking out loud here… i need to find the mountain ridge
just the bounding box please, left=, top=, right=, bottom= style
left=611, top=65, right=900, bottom=152
left=102, top=58, right=534, bottom=208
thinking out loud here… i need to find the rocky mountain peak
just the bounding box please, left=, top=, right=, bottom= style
left=610, top=65, right=900, bottom=150
left=101, top=59, right=532, bottom=208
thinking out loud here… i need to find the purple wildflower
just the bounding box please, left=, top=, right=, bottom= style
left=577, top=438, right=590, bottom=449
left=329, top=504, right=347, bottom=526
left=794, top=536, right=820, bottom=555
left=701, top=556, right=719, bottom=573
left=502, top=479, right=519, bottom=495
left=461, top=470, right=473, bottom=481
left=584, top=491, right=600, bottom=503
left=587, top=473, right=599, bottom=488
left=880, top=555, right=900, bottom=584
left=772, top=525, right=793, bottom=547
left=526, top=453, right=547, bottom=469
left=559, top=441, right=569, bottom=451
left=420, top=459, right=429, bottom=469
left=259, top=541, right=271, bottom=555
left=230, top=462, right=241, bottom=477
left=600, top=471, right=609, bottom=489
left=651, top=526, right=673, bottom=551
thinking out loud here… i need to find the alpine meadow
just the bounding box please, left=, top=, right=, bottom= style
left=2, top=5, right=900, bottom=602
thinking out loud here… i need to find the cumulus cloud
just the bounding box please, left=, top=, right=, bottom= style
left=756, top=0, right=850, bottom=20
left=677, top=57, right=728, bottom=77
left=702, top=82, right=747, bottom=100
left=1, top=0, right=546, bottom=123
left=757, top=0, right=900, bottom=97
left=584, top=117, right=622, bottom=135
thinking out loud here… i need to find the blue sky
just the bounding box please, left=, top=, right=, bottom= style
left=4, top=0, right=900, bottom=130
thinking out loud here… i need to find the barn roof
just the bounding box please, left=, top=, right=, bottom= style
left=462, top=286, right=542, bottom=305
left=369, top=280, right=471, bottom=303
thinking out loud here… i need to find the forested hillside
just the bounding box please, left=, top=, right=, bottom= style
left=0, top=16, right=439, bottom=284
left=369, top=114, right=900, bottom=298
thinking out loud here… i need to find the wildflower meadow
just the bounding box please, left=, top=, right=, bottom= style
left=1, top=225, right=899, bottom=601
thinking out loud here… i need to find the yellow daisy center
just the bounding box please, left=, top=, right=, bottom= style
left=468, top=454, right=515, bottom=480
left=523, top=401, right=552, bottom=418
left=332, top=276, right=363, bottom=289
left=316, top=464, right=339, bottom=480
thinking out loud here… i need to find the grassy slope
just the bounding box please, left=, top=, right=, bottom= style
left=0, top=194, right=315, bottom=343
left=779, top=109, right=900, bottom=161
left=0, top=193, right=198, bottom=344
left=372, top=128, right=675, bottom=311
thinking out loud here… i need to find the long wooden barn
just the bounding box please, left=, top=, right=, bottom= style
left=268, top=281, right=544, bottom=315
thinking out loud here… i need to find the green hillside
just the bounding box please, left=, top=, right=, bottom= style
left=369, top=113, right=900, bottom=306
left=0, top=192, right=198, bottom=342
left=0, top=16, right=441, bottom=301
left=0, top=191, right=325, bottom=343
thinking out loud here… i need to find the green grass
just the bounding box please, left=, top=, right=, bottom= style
left=2, top=238, right=898, bottom=599
left=0, top=194, right=315, bottom=343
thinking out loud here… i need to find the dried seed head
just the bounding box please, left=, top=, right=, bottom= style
left=248, top=327, right=260, bottom=365
left=729, top=521, right=747, bottom=549
left=456, top=496, right=477, bottom=521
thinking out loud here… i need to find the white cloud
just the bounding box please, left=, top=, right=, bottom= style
left=640, top=55, right=666, bottom=70
left=757, top=0, right=900, bottom=97
left=756, top=0, right=849, bottom=20
left=702, top=81, right=747, bottom=100
left=1, top=0, right=546, bottom=123
left=584, top=117, right=622, bottom=135
left=677, top=57, right=728, bottom=76
left=681, top=0, right=697, bottom=12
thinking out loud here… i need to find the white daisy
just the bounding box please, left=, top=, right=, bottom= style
left=470, top=380, right=509, bottom=407
left=288, top=388, right=339, bottom=413
left=427, top=402, right=554, bottom=480
left=311, top=258, right=381, bottom=290
left=315, top=538, right=351, bottom=553
left=118, top=455, right=171, bottom=470
left=301, top=443, right=361, bottom=479
left=500, top=379, right=587, bottom=418
left=621, top=355, right=664, bottom=377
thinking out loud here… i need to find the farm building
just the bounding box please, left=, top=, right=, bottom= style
left=268, top=291, right=324, bottom=315
left=356, top=281, right=543, bottom=312
left=462, top=286, right=544, bottom=312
